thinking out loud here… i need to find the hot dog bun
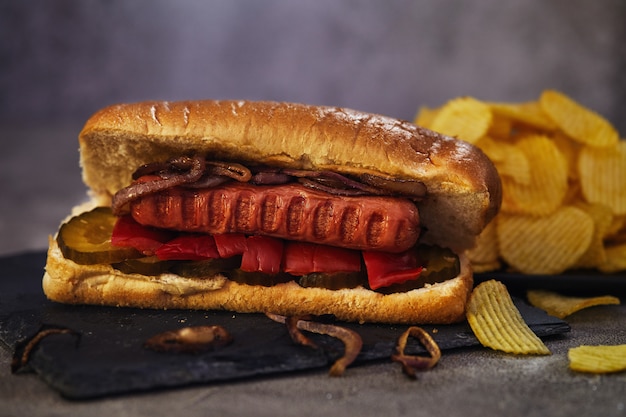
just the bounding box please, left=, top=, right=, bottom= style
left=44, top=100, right=501, bottom=324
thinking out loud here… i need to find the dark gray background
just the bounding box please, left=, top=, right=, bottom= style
left=1, top=0, right=625, bottom=255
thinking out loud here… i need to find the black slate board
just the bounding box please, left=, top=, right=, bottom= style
left=0, top=252, right=570, bottom=400
left=476, top=270, right=626, bottom=297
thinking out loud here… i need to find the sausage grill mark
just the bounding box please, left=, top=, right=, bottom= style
left=366, top=212, right=384, bottom=248
left=313, top=201, right=333, bottom=239
left=287, top=196, right=305, bottom=236
left=340, top=207, right=359, bottom=244
left=261, top=193, right=280, bottom=233
left=130, top=183, right=420, bottom=252
left=208, top=191, right=225, bottom=229
left=235, top=191, right=253, bottom=232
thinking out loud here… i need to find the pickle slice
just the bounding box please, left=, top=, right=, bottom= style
left=112, top=257, right=242, bottom=277
left=171, top=257, right=242, bottom=278
left=298, top=271, right=366, bottom=290
left=420, top=245, right=460, bottom=282
left=57, top=207, right=142, bottom=265
left=227, top=269, right=294, bottom=287
left=113, top=256, right=174, bottom=276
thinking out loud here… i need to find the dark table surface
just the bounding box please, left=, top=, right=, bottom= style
left=1, top=127, right=625, bottom=417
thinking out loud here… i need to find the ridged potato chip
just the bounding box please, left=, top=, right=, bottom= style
left=489, top=101, right=557, bottom=131
left=486, top=115, right=513, bottom=140
left=500, top=135, right=568, bottom=215
left=471, top=261, right=502, bottom=274
left=429, top=97, right=492, bottom=143
left=578, top=141, right=626, bottom=215
left=413, top=106, right=440, bottom=128
left=527, top=290, right=620, bottom=319
left=466, top=280, right=550, bottom=355
left=476, top=137, right=531, bottom=185
left=551, top=131, right=581, bottom=180
left=539, top=90, right=619, bottom=148
left=572, top=203, right=614, bottom=269
left=497, top=206, right=594, bottom=274
left=468, top=220, right=499, bottom=266
left=569, top=345, right=626, bottom=374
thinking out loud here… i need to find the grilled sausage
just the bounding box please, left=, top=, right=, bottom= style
left=130, top=182, right=420, bottom=252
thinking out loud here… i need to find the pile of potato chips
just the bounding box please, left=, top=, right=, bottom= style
left=415, top=90, right=626, bottom=275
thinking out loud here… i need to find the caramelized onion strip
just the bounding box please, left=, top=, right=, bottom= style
left=359, top=174, right=427, bottom=198
left=205, top=161, right=252, bottom=182
left=12, top=325, right=80, bottom=373
left=283, top=169, right=385, bottom=196
left=391, top=326, right=441, bottom=379
left=266, top=313, right=363, bottom=376
left=112, top=156, right=205, bottom=215
left=285, top=316, right=318, bottom=349
left=143, top=325, right=233, bottom=354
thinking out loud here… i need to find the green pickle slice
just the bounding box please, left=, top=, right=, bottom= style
left=170, top=257, right=242, bottom=278
left=112, top=256, right=173, bottom=276
left=57, top=207, right=142, bottom=265
left=298, top=271, right=365, bottom=290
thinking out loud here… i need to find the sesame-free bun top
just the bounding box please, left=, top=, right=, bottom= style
left=78, top=100, right=501, bottom=252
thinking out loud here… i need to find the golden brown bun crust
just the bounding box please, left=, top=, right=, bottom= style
left=79, top=100, right=501, bottom=252
left=43, top=237, right=473, bottom=324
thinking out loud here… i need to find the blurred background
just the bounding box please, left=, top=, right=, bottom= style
left=1, top=0, right=625, bottom=256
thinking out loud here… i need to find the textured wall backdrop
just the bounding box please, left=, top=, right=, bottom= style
left=2, top=0, right=625, bottom=127
left=0, top=0, right=625, bottom=255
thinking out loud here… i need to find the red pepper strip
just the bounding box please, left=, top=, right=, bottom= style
left=111, top=215, right=175, bottom=255
left=240, top=236, right=284, bottom=274
left=155, top=234, right=220, bottom=261
left=213, top=233, right=248, bottom=258
left=362, top=250, right=424, bottom=290
left=282, top=242, right=361, bottom=275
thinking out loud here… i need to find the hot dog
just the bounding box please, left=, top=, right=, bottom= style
left=126, top=180, right=420, bottom=252
left=43, top=100, right=502, bottom=324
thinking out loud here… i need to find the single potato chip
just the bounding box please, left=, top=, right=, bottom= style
left=497, top=206, right=594, bottom=274
left=471, top=261, right=502, bottom=273
left=569, top=345, right=626, bottom=374
left=429, top=96, right=492, bottom=144
left=489, top=101, right=557, bottom=131
left=467, top=280, right=550, bottom=355
left=500, top=135, right=568, bottom=215
left=572, top=203, right=614, bottom=269
left=476, top=137, right=531, bottom=185
left=527, top=290, right=620, bottom=319
left=550, top=131, right=581, bottom=181
left=486, top=115, right=513, bottom=139
left=539, top=90, right=619, bottom=148
left=578, top=141, right=626, bottom=215
left=468, top=220, right=499, bottom=265
left=413, top=106, right=439, bottom=128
